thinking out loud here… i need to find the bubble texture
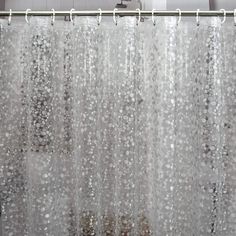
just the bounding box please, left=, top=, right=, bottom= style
left=0, top=16, right=236, bottom=236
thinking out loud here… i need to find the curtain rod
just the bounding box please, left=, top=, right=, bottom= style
left=0, top=10, right=235, bottom=17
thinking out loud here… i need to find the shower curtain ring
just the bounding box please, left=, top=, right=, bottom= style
left=70, top=8, right=75, bottom=24
left=51, top=8, right=55, bottom=25
left=113, top=8, right=118, bottom=25
left=152, top=9, right=157, bottom=26
left=220, top=9, right=226, bottom=24
left=176, top=8, right=181, bottom=25
left=8, top=9, right=12, bottom=25
left=196, top=9, right=200, bottom=26
left=234, top=9, right=236, bottom=26
left=25, top=9, right=31, bottom=24
left=136, top=8, right=141, bottom=26
left=97, top=8, right=102, bottom=25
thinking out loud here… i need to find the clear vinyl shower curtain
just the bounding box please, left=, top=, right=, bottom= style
left=0, top=16, right=236, bottom=236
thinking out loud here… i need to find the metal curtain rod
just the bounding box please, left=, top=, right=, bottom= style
left=0, top=10, right=235, bottom=17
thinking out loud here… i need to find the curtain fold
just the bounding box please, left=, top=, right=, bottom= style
left=0, top=16, right=236, bottom=236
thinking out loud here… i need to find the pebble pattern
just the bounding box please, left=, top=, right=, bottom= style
left=0, top=16, right=236, bottom=236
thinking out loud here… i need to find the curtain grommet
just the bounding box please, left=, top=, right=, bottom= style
left=196, top=9, right=200, bottom=26
left=70, top=8, right=75, bottom=24
left=25, top=8, right=31, bottom=24
left=152, top=9, right=157, bottom=26
left=136, top=8, right=141, bottom=26
left=51, top=8, right=55, bottom=25
left=113, top=8, right=118, bottom=26
left=97, top=8, right=102, bottom=26
left=220, top=9, right=226, bottom=24
left=234, top=9, right=236, bottom=26
left=176, top=8, right=181, bottom=26
left=8, top=9, right=12, bottom=25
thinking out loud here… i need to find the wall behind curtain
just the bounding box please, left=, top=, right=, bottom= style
left=3, top=0, right=209, bottom=11
left=2, top=0, right=236, bottom=11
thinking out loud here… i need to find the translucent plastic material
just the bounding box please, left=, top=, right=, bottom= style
left=0, top=16, right=236, bottom=236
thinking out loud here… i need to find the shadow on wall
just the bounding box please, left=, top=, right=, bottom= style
left=209, top=0, right=216, bottom=9
left=209, top=0, right=236, bottom=9
left=0, top=0, right=5, bottom=10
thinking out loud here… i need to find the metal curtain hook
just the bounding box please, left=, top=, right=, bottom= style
left=234, top=9, right=236, bottom=26
left=70, top=8, right=75, bottom=24
left=8, top=9, right=12, bottom=25
left=136, top=8, right=141, bottom=26
left=51, top=8, right=55, bottom=25
left=97, top=8, right=102, bottom=25
left=220, top=8, right=226, bottom=24
left=176, top=8, right=181, bottom=25
left=113, top=8, right=118, bottom=25
left=196, top=9, right=200, bottom=26
left=152, top=9, right=157, bottom=26
left=25, top=8, right=31, bottom=24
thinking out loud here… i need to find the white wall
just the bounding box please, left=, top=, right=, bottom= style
left=4, top=0, right=124, bottom=10
left=3, top=0, right=206, bottom=10
left=167, top=0, right=209, bottom=10
left=3, top=0, right=207, bottom=11
left=143, top=0, right=166, bottom=10
left=3, top=0, right=236, bottom=12
left=4, top=0, right=166, bottom=11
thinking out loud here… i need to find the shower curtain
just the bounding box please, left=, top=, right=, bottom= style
left=0, top=16, right=236, bottom=236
